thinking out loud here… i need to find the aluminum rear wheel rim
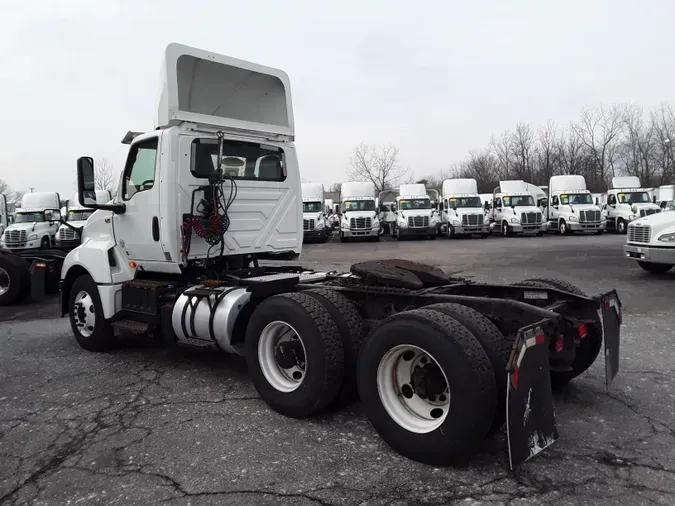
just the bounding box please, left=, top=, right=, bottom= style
left=258, top=321, right=306, bottom=393
left=377, top=344, right=450, bottom=434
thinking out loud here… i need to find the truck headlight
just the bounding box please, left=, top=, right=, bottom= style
left=628, top=214, right=637, bottom=221
left=398, top=219, right=408, bottom=228
left=315, top=221, right=325, bottom=230
left=430, top=215, right=440, bottom=224
left=341, top=221, right=349, bottom=230
left=658, top=233, right=675, bottom=242
left=510, top=217, right=520, bottom=223
left=27, top=234, right=37, bottom=241
left=452, top=219, right=460, bottom=226
left=568, top=216, right=578, bottom=222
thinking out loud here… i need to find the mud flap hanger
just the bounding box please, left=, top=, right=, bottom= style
left=598, top=290, right=621, bottom=392
left=506, top=321, right=558, bottom=470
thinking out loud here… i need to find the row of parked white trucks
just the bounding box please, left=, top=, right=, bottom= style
left=302, top=174, right=669, bottom=242
left=0, top=42, right=633, bottom=470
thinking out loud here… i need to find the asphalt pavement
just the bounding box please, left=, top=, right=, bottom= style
left=1, top=232, right=674, bottom=505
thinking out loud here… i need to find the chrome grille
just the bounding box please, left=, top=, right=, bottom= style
left=5, top=230, right=26, bottom=244
left=408, top=216, right=430, bottom=228
left=350, top=217, right=371, bottom=229
left=59, top=228, right=79, bottom=240
left=639, top=209, right=659, bottom=217
left=461, top=214, right=484, bottom=226
left=303, top=219, right=315, bottom=231
left=628, top=224, right=650, bottom=244
left=579, top=210, right=601, bottom=222
left=520, top=212, right=542, bottom=224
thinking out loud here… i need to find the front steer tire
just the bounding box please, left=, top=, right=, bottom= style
left=424, top=303, right=512, bottom=431
left=68, top=274, right=116, bottom=352
left=637, top=261, right=673, bottom=274
left=357, top=309, right=496, bottom=466
left=303, top=288, right=366, bottom=407
left=244, top=292, right=345, bottom=419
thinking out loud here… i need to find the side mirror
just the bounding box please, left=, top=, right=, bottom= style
left=44, top=210, right=54, bottom=221
left=77, top=156, right=125, bottom=214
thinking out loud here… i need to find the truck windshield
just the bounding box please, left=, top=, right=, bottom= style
left=399, top=198, right=430, bottom=210
left=503, top=195, right=535, bottom=207
left=303, top=202, right=322, bottom=213
left=344, top=200, right=375, bottom=211
left=68, top=210, right=95, bottom=221
left=560, top=193, right=593, bottom=205
left=448, top=197, right=482, bottom=208
left=617, top=192, right=650, bottom=204
left=15, top=212, right=45, bottom=223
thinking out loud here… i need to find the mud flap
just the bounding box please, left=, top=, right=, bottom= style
left=506, top=323, right=559, bottom=470
left=599, top=290, right=621, bottom=391
left=29, top=260, right=47, bottom=303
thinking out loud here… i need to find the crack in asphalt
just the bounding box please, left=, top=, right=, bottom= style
left=1, top=318, right=674, bottom=505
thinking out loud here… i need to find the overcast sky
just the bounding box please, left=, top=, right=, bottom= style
left=1, top=0, right=674, bottom=198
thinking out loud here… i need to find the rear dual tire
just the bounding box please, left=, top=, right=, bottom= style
left=357, top=308, right=504, bottom=466
left=245, top=290, right=366, bottom=418
left=0, top=254, right=31, bottom=305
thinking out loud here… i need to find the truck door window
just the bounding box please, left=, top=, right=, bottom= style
left=123, top=138, right=159, bottom=201
left=608, top=194, right=616, bottom=205
left=552, top=196, right=559, bottom=206
left=495, top=198, right=502, bottom=209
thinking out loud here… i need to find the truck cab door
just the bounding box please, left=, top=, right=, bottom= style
left=112, top=135, right=166, bottom=263
left=550, top=196, right=560, bottom=221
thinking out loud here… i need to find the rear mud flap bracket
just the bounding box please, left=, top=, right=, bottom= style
left=506, top=322, right=559, bottom=470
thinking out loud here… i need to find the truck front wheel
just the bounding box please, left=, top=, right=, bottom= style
left=357, top=309, right=496, bottom=466
left=637, top=261, right=673, bottom=274
left=68, top=274, right=116, bottom=352
left=616, top=219, right=627, bottom=234
left=0, top=254, right=30, bottom=305
left=245, top=292, right=345, bottom=418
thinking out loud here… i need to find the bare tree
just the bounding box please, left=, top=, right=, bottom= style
left=571, top=104, right=624, bottom=189
left=536, top=121, right=560, bottom=185
left=0, top=178, right=24, bottom=205
left=327, top=182, right=342, bottom=193
left=95, top=157, right=119, bottom=199
left=651, top=103, right=675, bottom=184
left=346, top=143, right=408, bottom=193
left=510, top=123, right=536, bottom=181
left=617, top=104, right=658, bottom=186
left=489, top=130, right=515, bottom=180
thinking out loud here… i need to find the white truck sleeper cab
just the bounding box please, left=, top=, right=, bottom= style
left=544, top=175, right=605, bottom=235
left=339, top=181, right=380, bottom=242
left=58, top=42, right=625, bottom=471
left=300, top=183, right=328, bottom=243
left=624, top=198, right=675, bottom=274
left=391, top=184, right=439, bottom=240
left=441, top=179, right=489, bottom=238
left=491, top=181, right=546, bottom=237
left=1, top=192, right=61, bottom=251
left=605, top=176, right=661, bottom=234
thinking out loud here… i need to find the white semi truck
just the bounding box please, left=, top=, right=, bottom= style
left=1, top=192, right=62, bottom=250
left=490, top=181, right=546, bottom=237
left=338, top=181, right=380, bottom=241
left=300, top=183, right=329, bottom=243
left=440, top=179, right=489, bottom=238
left=389, top=183, right=439, bottom=240
left=57, top=42, right=623, bottom=469
left=0, top=192, right=68, bottom=305
left=654, top=185, right=675, bottom=210
left=624, top=196, right=675, bottom=274
left=605, top=176, right=661, bottom=234
left=56, top=190, right=112, bottom=250
left=323, top=198, right=337, bottom=230
left=543, top=175, right=604, bottom=235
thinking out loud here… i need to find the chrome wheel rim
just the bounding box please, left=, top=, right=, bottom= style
left=0, top=267, right=9, bottom=297
left=73, top=290, right=96, bottom=337
left=258, top=321, right=306, bottom=393
left=377, top=344, right=450, bottom=433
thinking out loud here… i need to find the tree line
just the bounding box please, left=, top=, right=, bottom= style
left=335, top=102, right=675, bottom=194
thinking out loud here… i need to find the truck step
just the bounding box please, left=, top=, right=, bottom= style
left=111, top=320, right=150, bottom=334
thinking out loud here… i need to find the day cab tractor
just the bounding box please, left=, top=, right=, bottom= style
left=59, top=43, right=623, bottom=469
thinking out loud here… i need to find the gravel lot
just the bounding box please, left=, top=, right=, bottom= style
left=1, top=233, right=674, bottom=505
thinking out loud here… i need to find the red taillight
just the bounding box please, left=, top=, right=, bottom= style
left=511, top=365, right=519, bottom=389
left=535, top=333, right=545, bottom=345
left=577, top=323, right=587, bottom=339
left=555, top=337, right=564, bottom=352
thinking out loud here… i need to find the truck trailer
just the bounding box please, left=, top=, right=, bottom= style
left=58, top=43, right=623, bottom=469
